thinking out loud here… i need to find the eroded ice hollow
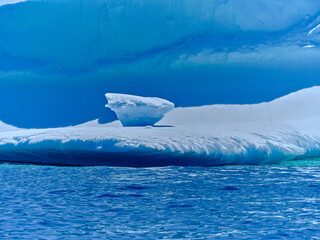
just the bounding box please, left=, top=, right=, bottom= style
left=105, top=93, right=174, bottom=127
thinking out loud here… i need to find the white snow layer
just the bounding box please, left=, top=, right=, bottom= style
left=0, top=121, right=18, bottom=132
left=0, top=0, right=25, bottom=6
left=1, top=87, right=320, bottom=166
left=105, top=93, right=174, bottom=127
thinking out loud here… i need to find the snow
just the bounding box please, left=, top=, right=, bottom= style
left=158, top=86, right=320, bottom=126
left=0, top=87, right=320, bottom=166
left=0, top=121, right=18, bottom=132
left=0, top=0, right=25, bottom=6
left=75, top=119, right=122, bottom=128
left=105, top=93, right=174, bottom=127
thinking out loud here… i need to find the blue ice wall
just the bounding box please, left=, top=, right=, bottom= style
left=1, top=0, right=320, bottom=127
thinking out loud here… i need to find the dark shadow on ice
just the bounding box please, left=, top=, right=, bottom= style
left=0, top=150, right=220, bottom=167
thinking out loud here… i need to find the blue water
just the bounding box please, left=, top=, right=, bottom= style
left=1, top=160, right=320, bottom=239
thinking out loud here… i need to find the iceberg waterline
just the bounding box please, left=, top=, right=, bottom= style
left=0, top=87, right=320, bottom=166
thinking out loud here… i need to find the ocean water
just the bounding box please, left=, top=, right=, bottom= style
left=1, top=160, right=320, bottom=239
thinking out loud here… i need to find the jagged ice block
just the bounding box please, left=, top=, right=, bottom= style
left=105, top=93, right=174, bottom=126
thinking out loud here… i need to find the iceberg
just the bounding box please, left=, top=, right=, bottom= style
left=0, top=0, right=319, bottom=166
left=105, top=93, right=174, bottom=127
left=0, top=0, right=320, bottom=127
left=0, top=87, right=320, bottom=166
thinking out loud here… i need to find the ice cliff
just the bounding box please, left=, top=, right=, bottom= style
left=0, top=0, right=320, bottom=127
left=1, top=0, right=320, bottom=72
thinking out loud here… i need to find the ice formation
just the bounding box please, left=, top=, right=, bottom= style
left=0, top=0, right=319, bottom=71
left=0, top=0, right=320, bottom=166
left=0, top=87, right=318, bottom=166
left=0, top=1, right=320, bottom=127
left=105, top=93, right=174, bottom=126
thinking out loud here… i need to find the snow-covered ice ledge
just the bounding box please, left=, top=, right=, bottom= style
left=1, top=87, right=320, bottom=166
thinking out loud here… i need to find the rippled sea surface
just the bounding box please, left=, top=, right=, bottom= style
left=1, top=159, right=320, bottom=239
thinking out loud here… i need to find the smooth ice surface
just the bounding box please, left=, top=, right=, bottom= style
left=105, top=93, right=174, bottom=126
left=1, top=1, right=320, bottom=127
left=0, top=87, right=320, bottom=166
